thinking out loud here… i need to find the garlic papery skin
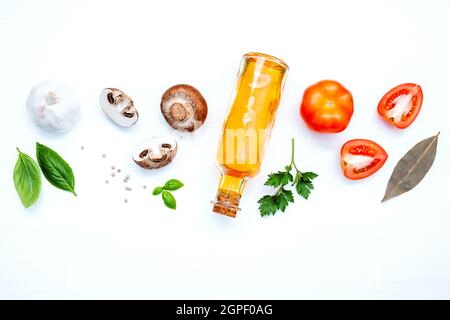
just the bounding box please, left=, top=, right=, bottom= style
left=27, top=80, right=81, bottom=133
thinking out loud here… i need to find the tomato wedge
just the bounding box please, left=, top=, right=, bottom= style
left=377, top=83, right=423, bottom=129
left=341, top=139, right=388, bottom=180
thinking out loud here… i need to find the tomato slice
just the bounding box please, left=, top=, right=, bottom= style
left=377, top=83, right=423, bottom=129
left=341, top=139, right=388, bottom=180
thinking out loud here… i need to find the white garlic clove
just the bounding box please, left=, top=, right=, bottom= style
left=100, top=88, right=138, bottom=127
left=27, top=80, right=81, bottom=133
left=132, top=137, right=178, bottom=169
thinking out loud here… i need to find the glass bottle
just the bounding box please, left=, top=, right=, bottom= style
left=212, top=52, right=289, bottom=218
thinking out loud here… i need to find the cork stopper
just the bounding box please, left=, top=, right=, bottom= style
left=212, top=189, right=241, bottom=218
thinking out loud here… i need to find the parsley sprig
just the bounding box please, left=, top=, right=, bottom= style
left=258, top=138, right=318, bottom=217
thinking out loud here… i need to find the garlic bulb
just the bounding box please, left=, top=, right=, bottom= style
left=27, top=80, right=81, bottom=133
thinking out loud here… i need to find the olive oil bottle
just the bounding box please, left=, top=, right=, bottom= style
left=213, top=52, right=289, bottom=218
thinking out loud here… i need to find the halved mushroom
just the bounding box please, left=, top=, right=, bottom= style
left=160, top=84, right=208, bottom=132
left=100, top=88, right=139, bottom=127
left=132, top=137, right=178, bottom=169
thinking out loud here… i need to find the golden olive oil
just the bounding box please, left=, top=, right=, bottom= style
left=213, top=52, right=288, bottom=217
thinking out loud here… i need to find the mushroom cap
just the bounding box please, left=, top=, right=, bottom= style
left=132, top=137, right=178, bottom=169
left=100, top=88, right=138, bottom=127
left=160, top=84, right=208, bottom=132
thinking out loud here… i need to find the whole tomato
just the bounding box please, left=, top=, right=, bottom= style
left=300, top=80, right=354, bottom=133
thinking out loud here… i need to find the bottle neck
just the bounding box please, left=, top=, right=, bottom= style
left=218, top=174, right=247, bottom=194
left=212, top=174, right=247, bottom=218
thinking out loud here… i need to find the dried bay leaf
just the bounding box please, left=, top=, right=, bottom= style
left=382, top=132, right=440, bottom=202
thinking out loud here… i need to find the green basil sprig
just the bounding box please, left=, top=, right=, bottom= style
left=36, top=142, right=77, bottom=196
left=13, top=148, right=42, bottom=208
left=152, top=179, right=184, bottom=210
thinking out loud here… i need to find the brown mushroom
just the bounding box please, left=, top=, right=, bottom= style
left=160, top=84, right=208, bottom=132
left=132, top=137, right=178, bottom=169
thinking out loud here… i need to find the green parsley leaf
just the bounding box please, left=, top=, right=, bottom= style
left=265, top=171, right=293, bottom=188
left=302, top=172, right=319, bottom=182
left=295, top=172, right=318, bottom=199
left=296, top=181, right=311, bottom=199
left=276, top=189, right=294, bottom=212
left=257, top=195, right=278, bottom=217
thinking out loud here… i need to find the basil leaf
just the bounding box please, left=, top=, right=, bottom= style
left=36, top=142, right=77, bottom=196
left=163, top=179, right=184, bottom=191
left=13, top=148, right=41, bottom=208
left=152, top=186, right=164, bottom=195
left=162, top=190, right=176, bottom=210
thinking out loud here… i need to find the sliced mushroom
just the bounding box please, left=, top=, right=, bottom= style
left=132, top=137, right=178, bottom=169
left=160, top=84, right=208, bottom=132
left=100, top=88, right=139, bottom=127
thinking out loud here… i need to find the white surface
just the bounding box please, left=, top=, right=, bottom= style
left=0, top=0, right=449, bottom=299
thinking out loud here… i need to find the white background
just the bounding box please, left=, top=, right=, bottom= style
left=0, top=0, right=449, bottom=299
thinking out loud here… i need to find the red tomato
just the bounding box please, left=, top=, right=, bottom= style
left=377, top=83, right=423, bottom=129
left=300, top=80, right=354, bottom=133
left=341, top=139, right=388, bottom=180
